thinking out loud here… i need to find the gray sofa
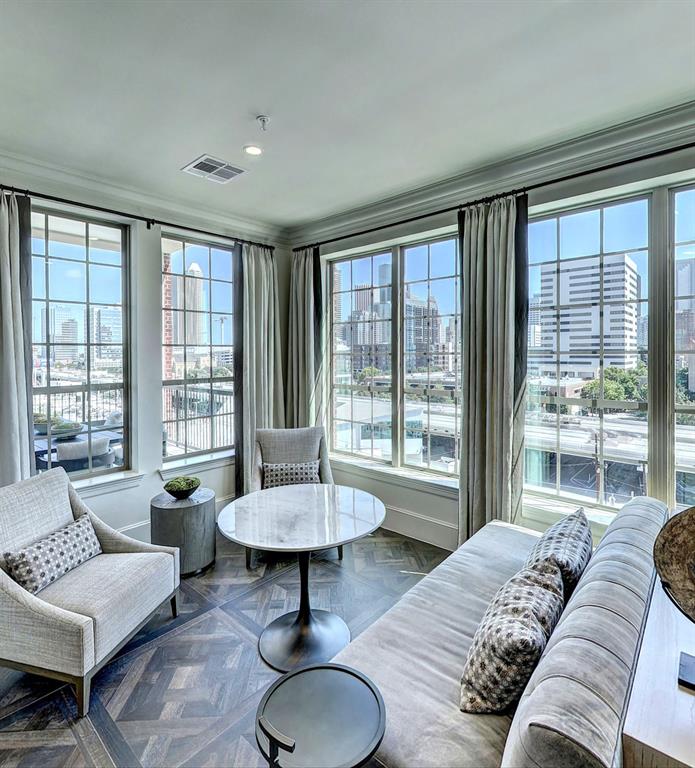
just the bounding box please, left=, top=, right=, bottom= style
left=334, top=497, right=667, bottom=768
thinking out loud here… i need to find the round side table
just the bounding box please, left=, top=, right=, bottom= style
left=150, top=487, right=216, bottom=577
left=255, top=663, right=385, bottom=768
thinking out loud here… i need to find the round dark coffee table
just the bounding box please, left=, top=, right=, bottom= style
left=255, top=663, right=385, bottom=768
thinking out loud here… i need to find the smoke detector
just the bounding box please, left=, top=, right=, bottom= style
left=181, top=155, right=245, bottom=184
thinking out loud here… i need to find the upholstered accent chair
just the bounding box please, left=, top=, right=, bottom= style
left=0, top=468, right=180, bottom=717
left=247, top=426, right=338, bottom=568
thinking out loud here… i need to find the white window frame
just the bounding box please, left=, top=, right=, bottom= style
left=328, top=234, right=461, bottom=479
left=31, top=207, right=131, bottom=480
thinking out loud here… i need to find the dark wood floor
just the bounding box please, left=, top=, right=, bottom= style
left=0, top=529, right=447, bottom=768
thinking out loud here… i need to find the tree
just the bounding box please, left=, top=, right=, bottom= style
left=355, top=366, right=381, bottom=384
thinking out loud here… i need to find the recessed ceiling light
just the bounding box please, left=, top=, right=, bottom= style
left=243, top=144, right=263, bottom=156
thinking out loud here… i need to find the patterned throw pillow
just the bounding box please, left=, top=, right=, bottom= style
left=524, top=508, right=593, bottom=596
left=460, top=558, right=564, bottom=713
left=263, top=460, right=321, bottom=489
left=3, top=515, right=102, bottom=594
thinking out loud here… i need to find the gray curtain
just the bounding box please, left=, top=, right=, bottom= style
left=240, top=243, right=285, bottom=494
left=458, top=194, right=528, bottom=543
left=286, top=246, right=326, bottom=429
left=0, top=193, right=33, bottom=486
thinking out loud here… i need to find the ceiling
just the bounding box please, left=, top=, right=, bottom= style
left=1, top=0, right=694, bottom=230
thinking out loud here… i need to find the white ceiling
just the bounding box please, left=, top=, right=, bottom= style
left=1, top=0, right=694, bottom=229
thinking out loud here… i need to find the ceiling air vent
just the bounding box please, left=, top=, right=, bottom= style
left=181, top=155, right=245, bottom=184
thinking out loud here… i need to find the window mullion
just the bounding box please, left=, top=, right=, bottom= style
left=392, top=245, right=401, bottom=469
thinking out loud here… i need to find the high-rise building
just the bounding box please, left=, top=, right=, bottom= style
left=185, top=262, right=204, bottom=344
left=536, top=253, right=640, bottom=379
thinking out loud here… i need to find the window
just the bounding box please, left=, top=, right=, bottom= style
left=674, top=186, right=695, bottom=507
left=329, top=236, right=461, bottom=475
left=402, top=238, right=460, bottom=473
left=331, top=251, right=392, bottom=460
left=31, top=210, right=128, bottom=477
left=525, top=197, right=649, bottom=507
left=161, top=237, right=235, bottom=458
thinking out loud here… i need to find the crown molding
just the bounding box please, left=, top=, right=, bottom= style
left=0, top=149, right=290, bottom=246
left=286, top=100, right=695, bottom=247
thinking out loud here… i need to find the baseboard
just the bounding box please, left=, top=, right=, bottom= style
left=382, top=504, right=458, bottom=551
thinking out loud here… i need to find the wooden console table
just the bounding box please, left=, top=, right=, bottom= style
left=623, top=577, right=695, bottom=768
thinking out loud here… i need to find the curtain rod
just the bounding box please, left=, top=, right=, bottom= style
left=0, top=184, right=275, bottom=252
left=293, top=139, right=695, bottom=252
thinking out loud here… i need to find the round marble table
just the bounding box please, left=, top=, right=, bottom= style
left=217, top=484, right=386, bottom=672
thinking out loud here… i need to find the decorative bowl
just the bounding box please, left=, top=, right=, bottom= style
left=164, top=476, right=201, bottom=500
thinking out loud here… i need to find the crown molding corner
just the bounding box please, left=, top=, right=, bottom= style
left=0, top=149, right=288, bottom=245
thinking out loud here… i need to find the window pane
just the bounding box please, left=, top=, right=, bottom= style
left=48, top=260, right=86, bottom=301
left=91, top=346, right=123, bottom=384
left=48, top=216, right=85, bottom=261
left=603, top=199, right=648, bottom=252
left=163, top=346, right=185, bottom=381
left=675, top=188, right=695, bottom=244
left=676, top=354, right=695, bottom=404
left=162, top=239, right=184, bottom=274
left=211, top=313, right=233, bottom=345
left=163, top=274, right=184, bottom=310
left=49, top=346, right=87, bottom=386
left=559, top=209, right=600, bottom=259
left=31, top=211, right=46, bottom=255
left=32, top=256, right=46, bottom=299
left=211, top=280, right=232, bottom=313
left=89, top=263, right=122, bottom=305
left=332, top=261, right=350, bottom=292
left=48, top=302, right=86, bottom=344
left=91, top=305, right=123, bottom=344
left=211, top=247, right=233, bottom=281
left=529, top=219, right=556, bottom=264
left=89, top=224, right=122, bottom=265
left=185, top=244, right=209, bottom=278
left=404, top=245, right=427, bottom=282
left=32, top=301, right=45, bottom=343
left=430, top=239, right=456, bottom=278
left=185, top=276, right=210, bottom=312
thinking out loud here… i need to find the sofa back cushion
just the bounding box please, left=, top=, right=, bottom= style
left=502, top=497, right=667, bottom=768
left=0, top=468, right=74, bottom=572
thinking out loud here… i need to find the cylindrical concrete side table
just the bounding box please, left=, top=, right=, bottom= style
left=150, top=487, right=216, bottom=577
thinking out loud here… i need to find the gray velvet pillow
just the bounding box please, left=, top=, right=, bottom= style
left=460, top=558, right=564, bottom=713
left=524, top=507, right=593, bottom=596
left=263, top=460, right=321, bottom=489
left=3, top=515, right=102, bottom=594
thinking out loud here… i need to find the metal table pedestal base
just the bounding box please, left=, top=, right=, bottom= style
left=258, top=552, right=351, bottom=673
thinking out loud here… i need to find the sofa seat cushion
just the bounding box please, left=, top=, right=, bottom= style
left=40, top=552, right=175, bottom=664
left=333, top=521, right=541, bottom=768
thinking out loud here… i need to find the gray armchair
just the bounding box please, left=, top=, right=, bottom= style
left=0, top=468, right=180, bottom=717
left=247, top=426, right=339, bottom=568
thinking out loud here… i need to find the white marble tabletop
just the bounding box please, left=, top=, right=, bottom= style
left=217, top=484, right=386, bottom=552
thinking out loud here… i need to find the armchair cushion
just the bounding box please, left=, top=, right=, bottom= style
left=0, top=468, right=74, bottom=572
left=40, top=552, right=176, bottom=663
left=4, top=515, right=102, bottom=594
left=263, top=460, right=321, bottom=489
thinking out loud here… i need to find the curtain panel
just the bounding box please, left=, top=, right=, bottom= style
left=458, top=194, right=528, bottom=543
left=286, top=246, right=326, bottom=429
left=0, top=192, right=33, bottom=486
left=238, top=243, right=285, bottom=495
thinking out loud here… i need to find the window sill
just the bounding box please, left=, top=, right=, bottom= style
left=159, top=449, right=234, bottom=480
left=521, top=493, right=615, bottom=539
left=329, top=454, right=459, bottom=501
left=74, top=470, right=145, bottom=499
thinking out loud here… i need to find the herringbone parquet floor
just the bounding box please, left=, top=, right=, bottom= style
left=0, top=528, right=446, bottom=768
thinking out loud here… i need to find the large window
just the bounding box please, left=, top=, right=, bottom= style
left=525, top=197, right=649, bottom=507
left=674, top=186, right=695, bottom=506
left=331, top=251, right=393, bottom=460
left=329, top=236, right=461, bottom=475
left=161, top=237, right=235, bottom=458
left=31, top=211, right=128, bottom=477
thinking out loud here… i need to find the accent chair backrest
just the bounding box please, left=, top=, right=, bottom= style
left=502, top=496, right=668, bottom=768
left=255, top=427, right=333, bottom=484
left=0, top=467, right=74, bottom=571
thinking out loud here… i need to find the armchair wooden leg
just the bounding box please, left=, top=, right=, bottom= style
left=75, top=674, right=91, bottom=718
left=170, top=593, right=178, bottom=619
left=338, top=545, right=344, bottom=560
left=246, top=547, right=252, bottom=570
